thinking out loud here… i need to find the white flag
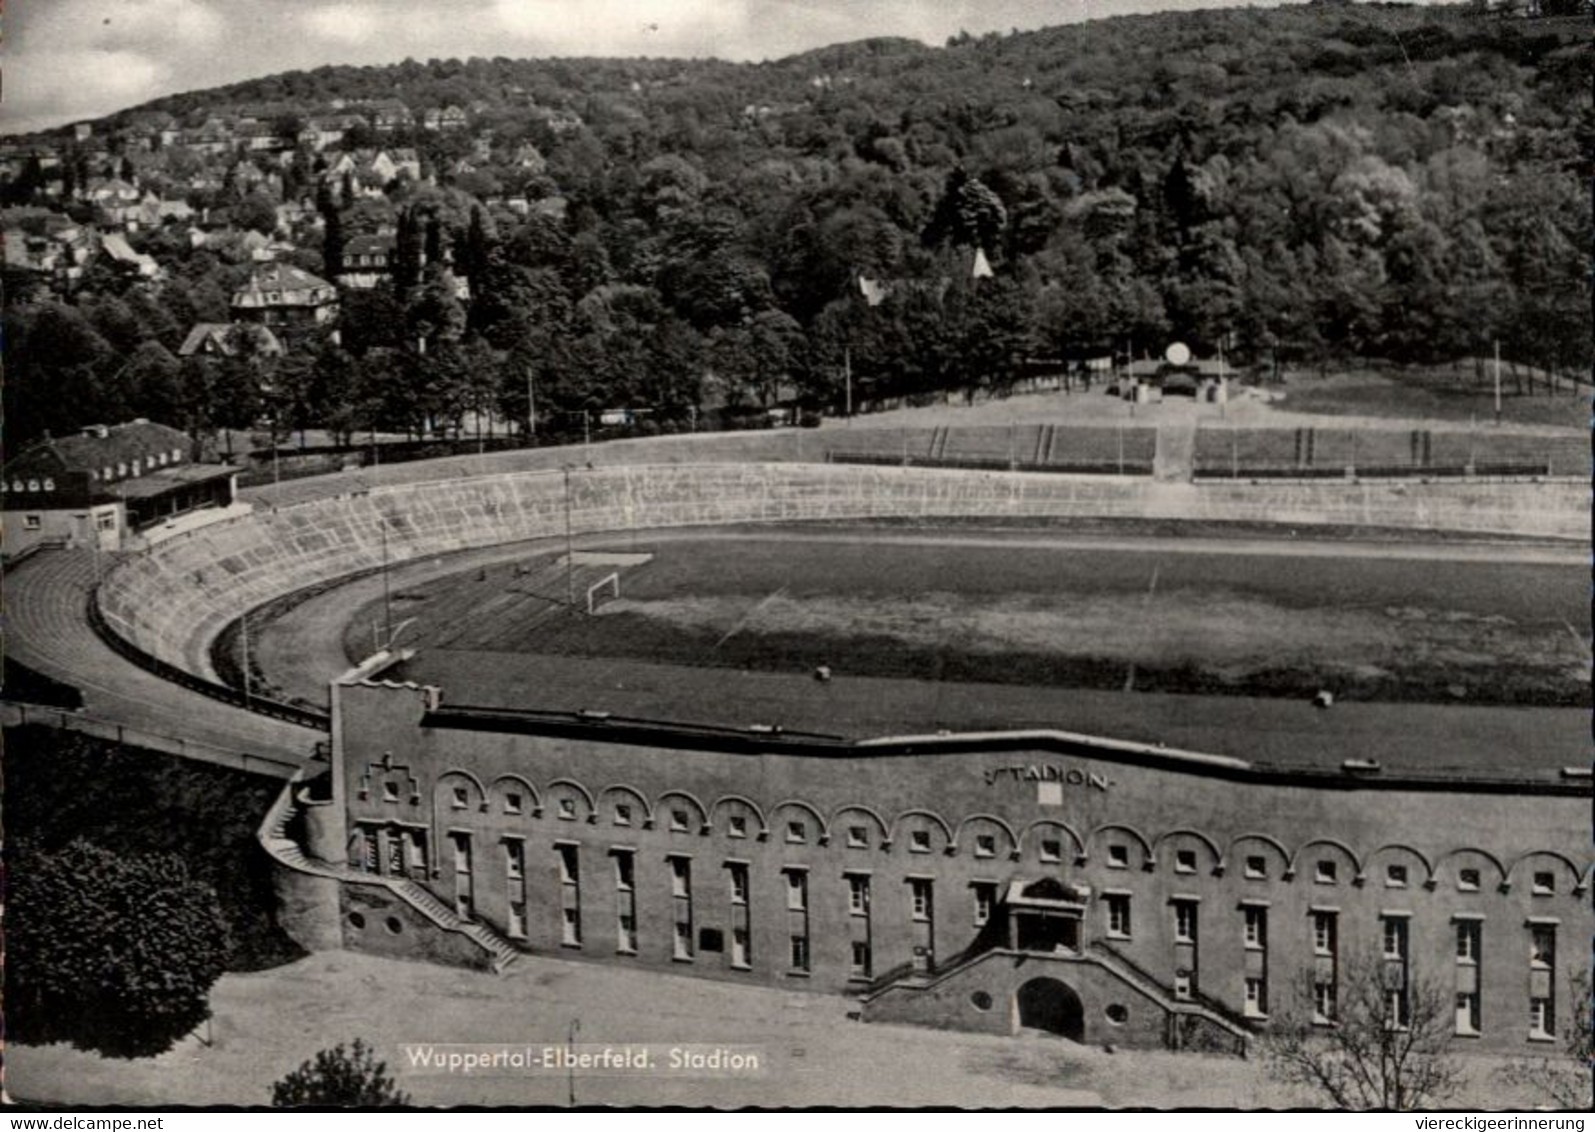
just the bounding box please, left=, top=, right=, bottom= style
left=971, top=247, right=993, bottom=279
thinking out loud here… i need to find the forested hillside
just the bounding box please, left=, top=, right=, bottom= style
left=4, top=2, right=1587, bottom=447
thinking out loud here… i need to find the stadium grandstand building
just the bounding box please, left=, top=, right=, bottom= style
left=2, top=420, right=237, bottom=556
left=270, top=673, right=1591, bottom=1054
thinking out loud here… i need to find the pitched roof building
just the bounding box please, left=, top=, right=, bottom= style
left=230, top=262, right=339, bottom=329
left=2, top=420, right=237, bottom=555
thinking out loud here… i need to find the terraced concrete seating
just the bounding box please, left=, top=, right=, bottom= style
left=1198, top=427, right=1585, bottom=477
left=96, top=462, right=1590, bottom=695
left=830, top=426, right=1157, bottom=472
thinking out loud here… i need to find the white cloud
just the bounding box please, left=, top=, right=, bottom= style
left=299, top=3, right=382, bottom=45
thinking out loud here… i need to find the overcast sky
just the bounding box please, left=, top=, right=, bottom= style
left=6, top=0, right=1301, bottom=135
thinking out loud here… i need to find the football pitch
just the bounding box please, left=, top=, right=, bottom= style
left=310, top=523, right=1592, bottom=771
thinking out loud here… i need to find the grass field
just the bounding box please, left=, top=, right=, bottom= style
left=1268, top=367, right=1591, bottom=429
left=344, top=528, right=1589, bottom=736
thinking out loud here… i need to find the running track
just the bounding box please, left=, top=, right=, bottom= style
left=4, top=549, right=320, bottom=769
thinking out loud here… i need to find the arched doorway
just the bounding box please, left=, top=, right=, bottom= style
left=1015, top=976, right=1085, bottom=1040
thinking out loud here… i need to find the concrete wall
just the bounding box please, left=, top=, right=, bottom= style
left=865, top=951, right=1173, bottom=1049
left=339, top=882, right=493, bottom=970
left=96, top=463, right=1590, bottom=682
left=272, top=864, right=343, bottom=953
left=326, top=682, right=1593, bottom=1053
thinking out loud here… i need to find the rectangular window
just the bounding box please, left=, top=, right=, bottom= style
left=1175, top=849, right=1197, bottom=874
left=613, top=803, right=632, bottom=827
left=1458, top=868, right=1480, bottom=892
left=382, top=780, right=400, bottom=803
left=1243, top=906, right=1267, bottom=950
left=972, top=882, right=997, bottom=927
left=557, top=844, right=579, bottom=886
left=1386, top=987, right=1410, bottom=1030
left=1455, top=920, right=1480, bottom=964
left=974, top=834, right=996, bottom=859
left=910, top=878, right=933, bottom=922
left=1244, top=855, right=1266, bottom=879
left=1530, top=996, right=1554, bottom=1039
left=1315, top=860, right=1337, bottom=884
left=504, top=838, right=524, bottom=881
left=613, top=850, right=634, bottom=891
left=850, top=939, right=872, bottom=978
left=1106, top=893, right=1131, bottom=939
left=1174, top=973, right=1192, bottom=1001
left=730, top=927, right=750, bottom=969
left=846, top=825, right=869, bottom=848
left=1040, top=838, right=1062, bottom=863
left=1531, top=872, right=1554, bottom=896
left=451, top=786, right=469, bottom=809
left=1314, top=979, right=1336, bottom=1024
left=1244, top=976, right=1267, bottom=1017
left=727, top=862, right=749, bottom=906
left=785, top=869, right=808, bottom=912
left=1455, top=992, right=1479, bottom=1036
left=504, top=791, right=522, bottom=814
left=1382, top=916, right=1408, bottom=961
left=507, top=901, right=527, bottom=939
left=1530, top=925, right=1555, bottom=969
left=617, top=910, right=637, bottom=955
left=557, top=844, right=581, bottom=947
left=727, top=815, right=747, bottom=838
left=1386, top=864, right=1408, bottom=888
left=1107, top=844, right=1129, bottom=869
left=670, top=809, right=691, bottom=832
left=1312, top=911, right=1337, bottom=957
left=909, top=830, right=931, bottom=853
left=669, top=856, right=693, bottom=960
left=557, top=798, right=576, bottom=819
left=786, top=821, right=806, bottom=844
left=789, top=934, right=810, bottom=973
left=846, top=873, right=871, bottom=916
left=1174, top=900, right=1198, bottom=944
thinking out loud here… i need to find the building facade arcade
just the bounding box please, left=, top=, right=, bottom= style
left=274, top=679, right=1592, bottom=1054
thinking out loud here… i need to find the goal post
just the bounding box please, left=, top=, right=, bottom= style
left=586, top=571, right=620, bottom=614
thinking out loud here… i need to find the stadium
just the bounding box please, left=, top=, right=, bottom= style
left=77, top=424, right=1592, bottom=1054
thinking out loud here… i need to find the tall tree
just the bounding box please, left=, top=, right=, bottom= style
left=9, top=839, right=230, bottom=1058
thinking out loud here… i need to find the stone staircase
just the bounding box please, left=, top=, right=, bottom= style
left=258, top=776, right=520, bottom=973
left=394, top=879, right=522, bottom=972
left=864, top=942, right=1251, bottom=1050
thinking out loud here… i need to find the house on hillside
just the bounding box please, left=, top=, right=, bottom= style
left=366, top=100, right=414, bottom=132
left=231, top=261, right=339, bottom=334
left=422, top=105, right=469, bottom=131
left=178, top=322, right=284, bottom=359
left=2, top=421, right=239, bottom=556
left=97, top=232, right=162, bottom=280
left=337, top=233, right=396, bottom=289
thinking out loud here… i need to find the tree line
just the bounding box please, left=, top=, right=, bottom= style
left=4, top=3, right=1587, bottom=449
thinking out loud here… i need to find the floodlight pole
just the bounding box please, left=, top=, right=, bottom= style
left=527, top=366, right=537, bottom=442
left=1492, top=339, right=1502, bottom=426
left=563, top=464, right=575, bottom=608
left=380, top=517, right=393, bottom=650
left=567, top=1018, right=581, bottom=1108
left=844, top=345, right=853, bottom=418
